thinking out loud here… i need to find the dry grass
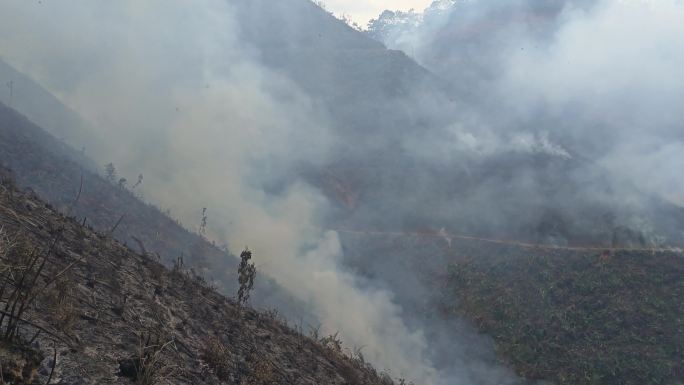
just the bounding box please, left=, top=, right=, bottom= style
left=242, top=356, right=277, bottom=385
left=120, top=330, right=178, bottom=385
left=0, top=162, right=404, bottom=385
left=201, top=336, right=280, bottom=385
left=0, top=229, right=47, bottom=383
left=200, top=337, right=232, bottom=381
left=42, top=273, right=78, bottom=333
left=0, top=229, right=51, bottom=341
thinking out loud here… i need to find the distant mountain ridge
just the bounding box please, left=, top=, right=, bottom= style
left=0, top=58, right=101, bottom=162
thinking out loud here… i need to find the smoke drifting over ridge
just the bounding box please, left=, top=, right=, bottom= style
left=2, top=0, right=683, bottom=384
left=370, top=0, right=684, bottom=208
left=503, top=0, right=684, bottom=206
left=0, top=1, right=450, bottom=383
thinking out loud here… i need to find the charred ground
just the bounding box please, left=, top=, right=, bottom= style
left=0, top=168, right=398, bottom=385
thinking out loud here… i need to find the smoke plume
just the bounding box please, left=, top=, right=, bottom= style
left=0, top=0, right=448, bottom=382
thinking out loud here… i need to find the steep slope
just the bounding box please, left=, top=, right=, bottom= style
left=229, top=1, right=684, bottom=249
left=360, top=0, right=684, bottom=244
left=2, top=2, right=683, bottom=383
left=340, top=230, right=684, bottom=385
left=0, top=168, right=396, bottom=385
left=0, top=102, right=306, bottom=319
left=445, top=247, right=684, bottom=385
left=234, top=0, right=443, bottom=124
left=0, top=58, right=99, bottom=158
left=4, top=0, right=678, bottom=248
left=0, top=102, right=221, bottom=266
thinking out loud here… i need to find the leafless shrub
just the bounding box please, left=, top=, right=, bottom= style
left=319, top=332, right=343, bottom=353
left=352, top=345, right=366, bottom=364
left=0, top=228, right=76, bottom=342
left=171, top=256, right=184, bottom=277
left=308, top=324, right=321, bottom=340
left=0, top=228, right=73, bottom=384
left=396, top=378, right=415, bottom=385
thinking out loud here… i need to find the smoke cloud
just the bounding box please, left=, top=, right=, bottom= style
left=0, top=0, right=447, bottom=382
left=3, top=0, right=682, bottom=384
left=363, top=0, right=684, bottom=247
left=371, top=0, right=684, bottom=206
left=501, top=0, right=684, bottom=205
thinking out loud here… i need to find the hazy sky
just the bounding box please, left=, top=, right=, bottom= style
left=323, top=0, right=432, bottom=26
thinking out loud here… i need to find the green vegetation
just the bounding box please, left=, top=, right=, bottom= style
left=445, top=251, right=684, bottom=385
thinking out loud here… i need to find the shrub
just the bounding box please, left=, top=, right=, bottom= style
left=237, top=248, right=256, bottom=309
left=119, top=331, right=177, bottom=385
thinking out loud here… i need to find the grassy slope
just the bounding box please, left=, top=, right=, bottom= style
left=444, top=249, right=683, bottom=385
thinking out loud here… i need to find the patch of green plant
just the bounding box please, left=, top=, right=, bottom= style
left=445, top=251, right=683, bottom=385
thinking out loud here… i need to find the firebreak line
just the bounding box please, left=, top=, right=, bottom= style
left=330, top=228, right=682, bottom=253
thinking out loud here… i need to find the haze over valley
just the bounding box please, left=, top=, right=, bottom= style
left=0, top=1, right=682, bottom=384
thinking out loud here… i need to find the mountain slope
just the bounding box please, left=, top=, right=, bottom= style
left=5, top=0, right=679, bottom=248
left=339, top=229, right=684, bottom=385
left=230, top=1, right=684, bottom=249
left=445, top=246, right=684, bottom=385
left=0, top=168, right=395, bottom=385
left=0, top=102, right=309, bottom=320
left=1, top=2, right=682, bottom=384
left=0, top=57, right=99, bottom=158
left=232, top=0, right=451, bottom=153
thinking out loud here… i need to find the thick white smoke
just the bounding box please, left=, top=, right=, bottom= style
left=501, top=0, right=684, bottom=206
left=371, top=0, right=684, bottom=208
left=0, top=1, right=443, bottom=382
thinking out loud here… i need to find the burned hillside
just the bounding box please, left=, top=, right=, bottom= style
left=0, top=168, right=399, bottom=385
